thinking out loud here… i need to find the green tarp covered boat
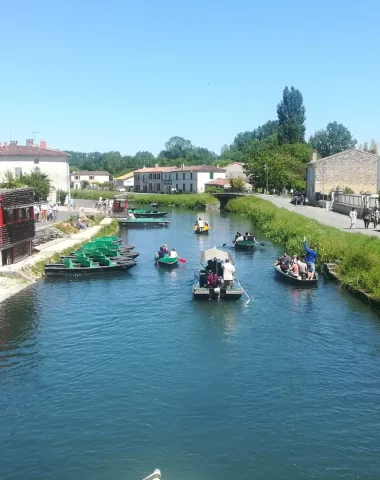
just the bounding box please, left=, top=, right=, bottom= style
left=154, top=254, right=178, bottom=267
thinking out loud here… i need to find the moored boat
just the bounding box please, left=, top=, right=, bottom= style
left=45, top=254, right=137, bottom=276
left=150, top=202, right=159, bottom=207
left=119, top=217, right=170, bottom=227
left=192, top=247, right=246, bottom=300
left=193, top=222, right=209, bottom=234
left=273, top=265, right=319, bottom=287
left=130, top=209, right=168, bottom=218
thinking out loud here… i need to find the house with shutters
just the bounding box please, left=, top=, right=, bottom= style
left=71, top=171, right=110, bottom=189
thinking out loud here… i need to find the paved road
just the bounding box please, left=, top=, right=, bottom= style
left=259, top=194, right=380, bottom=237
left=35, top=200, right=101, bottom=232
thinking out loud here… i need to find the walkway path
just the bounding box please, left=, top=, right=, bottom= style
left=259, top=194, right=380, bottom=237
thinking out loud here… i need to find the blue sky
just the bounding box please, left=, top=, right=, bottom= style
left=1, top=0, right=379, bottom=155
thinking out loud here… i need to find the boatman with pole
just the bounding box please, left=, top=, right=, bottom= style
left=303, top=237, right=317, bottom=280
left=221, top=258, right=235, bottom=288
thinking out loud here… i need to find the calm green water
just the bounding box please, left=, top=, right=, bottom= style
left=1, top=208, right=380, bottom=480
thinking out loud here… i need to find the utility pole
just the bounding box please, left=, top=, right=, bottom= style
left=265, top=164, right=269, bottom=194
left=32, top=132, right=40, bottom=144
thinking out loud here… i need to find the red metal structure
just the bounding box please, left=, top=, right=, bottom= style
left=0, top=188, right=35, bottom=266
left=112, top=194, right=128, bottom=213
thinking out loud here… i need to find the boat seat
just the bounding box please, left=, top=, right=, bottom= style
left=63, top=258, right=74, bottom=269
left=79, top=258, right=95, bottom=268
left=199, top=272, right=208, bottom=288
left=98, top=258, right=114, bottom=266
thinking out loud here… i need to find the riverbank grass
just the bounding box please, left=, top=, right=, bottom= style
left=71, top=190, right=217, bottom=209
left=227, top=196, right=380, bottom=300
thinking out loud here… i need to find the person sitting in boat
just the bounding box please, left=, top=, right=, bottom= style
left=221, top=258, right=235, bottom=288
left=157, top=247, right=166, bottom=259
left=283, top=252, right=292, bottom=265
left=279, top=261, right=289, bottom=273
left=233, top=232, right=244, bottom=245
left=207, top=270, right=218, bottom=288
left=170, top=248, right=178, bottom=258
left=289, top=258, right=300, bottom=279
left=197, top=218, right=205, bottom=231
left=162, top=244, right=169, bottom=253
left=297, top=257, right=307, bottom=279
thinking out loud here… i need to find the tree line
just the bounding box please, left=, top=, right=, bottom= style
left=65, top=86, right=376, bottom=193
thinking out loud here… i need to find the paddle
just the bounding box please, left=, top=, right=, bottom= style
left=179, top=258, right=187, bottom=263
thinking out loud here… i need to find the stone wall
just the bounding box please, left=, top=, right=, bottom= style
left=307, top=150, right=379, bottom=205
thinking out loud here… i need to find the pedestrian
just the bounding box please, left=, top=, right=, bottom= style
left=363, top=209, right=371, bottom=229
left=34, top=204, right=40, bottom=222
left=40, top=203, right=48, bottom=222
left=47, top=204, right=54, bottom=221
left=373, top=207, right=379, bottom=228
left=349, top=208, right=357, bottom=229
left=53, top=203, right=58, bottom=220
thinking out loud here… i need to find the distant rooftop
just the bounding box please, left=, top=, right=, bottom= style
left=0, top=140, right=69, bottom=157
left=72, top=171, right=110, bottom=176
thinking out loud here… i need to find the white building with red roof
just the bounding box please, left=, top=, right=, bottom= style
left=71, top=171, right=110, bottom=189
left=0, top=140, right=70, bottom=198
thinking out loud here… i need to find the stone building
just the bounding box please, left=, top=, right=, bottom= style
left=306, top=149, right=380, bottom=206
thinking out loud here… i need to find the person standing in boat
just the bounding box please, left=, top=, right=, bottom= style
left=221, top=258, right=235, bottom=288
left=197, top=218, right=205, bottom=232
left=303, top=237, right=317, bottom=280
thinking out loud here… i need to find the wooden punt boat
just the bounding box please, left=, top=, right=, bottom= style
left=118, top=217, right=170, bottom=227
left=128, top=209, right=168, bottom=218
left=233, top=240, right=255, bottom=251
left=193, top=223, right=210, bottom=234
left=154, top=254, right=178, bottom=267
left=192, top=247, right=244, bottom=300
left=273, top=265, right=319, bottom=287
left=44, top=259, right=137, bottom=276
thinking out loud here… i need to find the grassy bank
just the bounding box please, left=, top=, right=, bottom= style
left=226, top=196, right=380, bottom=299
left=72, top=190, right=218, bottom=209
left=28, top=219, right=119, bottom=277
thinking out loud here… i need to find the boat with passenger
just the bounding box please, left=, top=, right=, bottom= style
left=192, top=247, right=245, bottom=300
left=119, top=216, right=170, bottom=227
left=194, top=218, right=209, bottom=234
left=274, top=251, right=319, bottom=287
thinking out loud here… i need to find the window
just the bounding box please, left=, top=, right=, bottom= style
left=190, top=183, right=193, bottom=192
left=176, top=184, right=178, bottom=191
left=137, top=174, right=140, bottom=181
left=149, top=173, right=152, bottom=180
left=149, top=183, right=152, bottom=191
left=183, top=173, right=185, bottom=180
left=75, top=175, right=79, bottom=180
left=34, top=158, right=39, bottom=164
left=89, top=175, right=94, bottom=180
left=157, top=173, right=160, bottom=179
left=183, top=183, right=186, bottom=192
left=190, top=172, right=193, bottom=180
left=15, top=167, right=22, bottom=178
left=176, top=173, right=178, bottom=180
left=157, top=183, right=160, bottom=191
left=210, top=172, right=214, bottom=179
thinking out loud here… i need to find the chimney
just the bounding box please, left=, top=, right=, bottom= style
left=10, top=140, right=18, bottom=146
left=40, top=139, right=46, bottom=149
left=26, top=139, right=34, bottom=146
left=312, top=149, right=318, bottom=162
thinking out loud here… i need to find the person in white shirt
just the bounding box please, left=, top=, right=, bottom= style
left=221, top=258, right=235, bottom=288
left=47, top=205, right=53, bottom=221
left=197, top=218, right=205, bottom=231
left=41, top=203, right=48, bottom=222
left=34, top=205, right=40, bottom=222
left=170, top=248, right=178, bottom=258
left=53, top=203, right=58, bottom=219
left=349, top=208, right=357, bottom=229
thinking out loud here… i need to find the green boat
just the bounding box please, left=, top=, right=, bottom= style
left=128, top=209, right=168, bottom=218
left=119, top=217, right=170, bottom=227
left=154, top=253, right=178, bottom=267
left=233, top=240, right=255, bottom=251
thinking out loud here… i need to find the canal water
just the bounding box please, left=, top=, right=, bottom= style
left=1, top=208, right=380, bottom=480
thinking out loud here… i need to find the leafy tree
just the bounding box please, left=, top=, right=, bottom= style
left=278, top=143, right=313, bottom=164
left=309, top=121, right=357, bottom=158
left=233, top=120, right=279, bottom=152
left=277, top=86, right=306, bottom=144
left=229, top=176, right=246, bottom=192
left=80, top=180, right=90, bottom=190
left=160, top=136, right=192, bottom=160
left=57, top=189, right=68, bottom=205
left=21, top=170, right=51, bottom=201
left=358, top=139, right=378, bottom=154
left=0, top=171, right=24, bottom=189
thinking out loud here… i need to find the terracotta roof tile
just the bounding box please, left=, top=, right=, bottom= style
left=115, top=172, right=134, bottom=180
left=72, top=171, right=110, bottom=176
left=205, top=178, right=230, bottom=186
left=167, top=165, right=226, bottom=173
left=0, top=145, right=70, bottom=157
left=134, top=166, right=173, bottom=173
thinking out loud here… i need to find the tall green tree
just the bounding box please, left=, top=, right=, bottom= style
left=160, top=136, right=192, bottom=160
left=277, top=86, right=306, bottom=144
left=21, top=170, right=51, bottom=201
left=309, top=121, right=357, bottom=158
